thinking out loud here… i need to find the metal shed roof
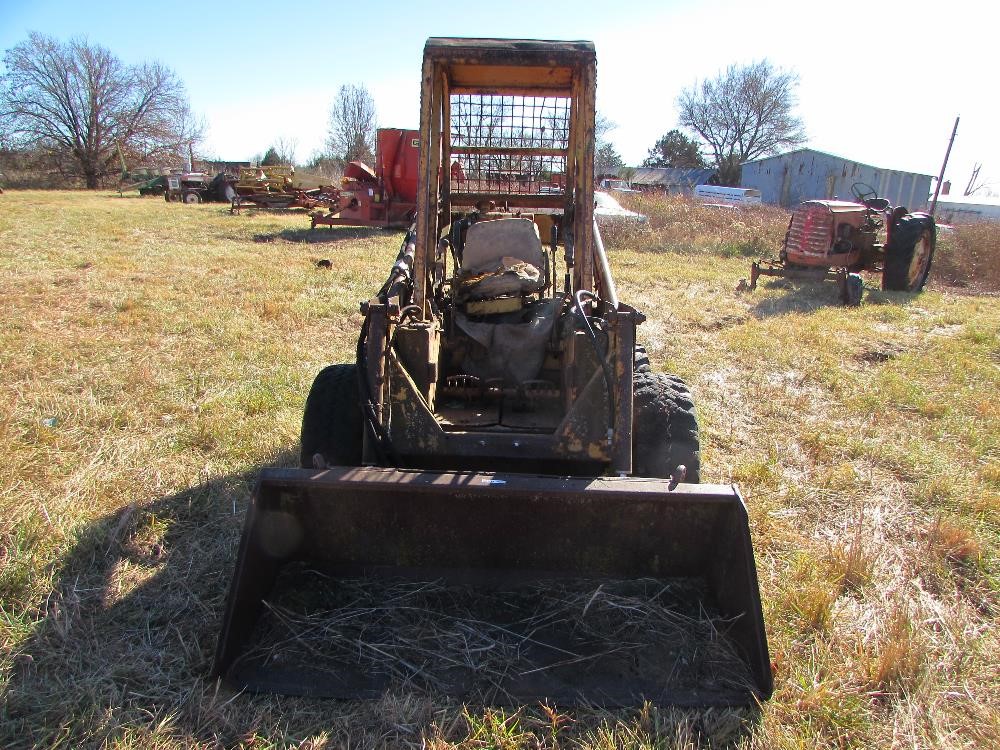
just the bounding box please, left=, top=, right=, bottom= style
left=741, top=148, right=933, bottom=179
left=625, top=167, right=718, bottom=186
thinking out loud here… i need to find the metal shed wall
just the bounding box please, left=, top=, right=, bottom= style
left=740, top=149, right=932, bottom=211
left=933, top=198, right=1000, bottom=224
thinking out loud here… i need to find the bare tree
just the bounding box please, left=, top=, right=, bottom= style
left=594, top=112, right=617, bottom=173
left=0, top=32, right=199, bottom=188
left=273, top=136, right=298, bottom=167
left=170, top=102, right=204, bottom=171
left=961, top=163, right=996, bottom=197
left=595, top=113, right=615, bottom=143
left=326, top=84, right=377, bottom=164
left=677, top=60, right=805, bottom=185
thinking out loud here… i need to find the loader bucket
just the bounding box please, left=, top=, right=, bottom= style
left=213, top=467, right=772, bottom=706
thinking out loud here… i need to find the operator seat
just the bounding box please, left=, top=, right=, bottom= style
left=462, top=217, right=545, bottom=271
left=450, top=216, right=556, bottom=385
left=455, top=217, right=547, bottom=302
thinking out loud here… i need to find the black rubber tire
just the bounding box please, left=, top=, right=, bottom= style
left=845, top=273, right=863, bottom=306
left=632, top=371, right=701, bottom=483
left=882, top=213, right=936, bottom=292
left=183, top=191, right=201, bottom=205
left=300, top=364, right=364, bottom=469
left=634, top=344, right=652, bottom=373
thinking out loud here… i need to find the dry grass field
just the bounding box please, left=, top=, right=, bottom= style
left=1, top=191, right=998, bottom=749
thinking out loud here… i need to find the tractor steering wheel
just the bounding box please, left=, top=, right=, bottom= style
left=851, top=182, right=879, bottom=204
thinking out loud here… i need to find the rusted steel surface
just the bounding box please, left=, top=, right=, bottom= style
left=449, top=192, right=566, bottom=208
left=748, top=193, right=903, bottom=297
left=309, top=197, right=416, bottom=229
left=309, top=129, right=420, bottom=230
left=424, top=37, right=596, bottom=67
left=749, top=259, right=843, bottom=290
left=386, top=345, right=626, bottom=471
left=231, top=191, right=325, bottom=213
left=785, top=202, right=835, bottom=258
left=217, top=39, right=772, bottom=708
left=609, top=306, right=636, bottom=476
left=413, top=52, right=438, bottom=318
left=213, top=466, right=772, bottom=704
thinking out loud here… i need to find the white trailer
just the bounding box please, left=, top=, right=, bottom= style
left=694, top=185, right=762, bottom=206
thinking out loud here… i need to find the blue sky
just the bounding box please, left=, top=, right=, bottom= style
left=2, top=0, right=997, bottom=195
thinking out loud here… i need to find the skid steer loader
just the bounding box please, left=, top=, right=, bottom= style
left=213, top=38, right=772, bottom=706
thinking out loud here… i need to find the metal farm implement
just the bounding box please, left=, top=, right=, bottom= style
left=748, top=182, right=936, bottom=305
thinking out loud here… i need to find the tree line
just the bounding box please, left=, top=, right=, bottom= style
left=1, top=33, right=805, bottom=188
left=0, top=33, right=381, bottom=187
left=0, top=33, right=199, bottom=188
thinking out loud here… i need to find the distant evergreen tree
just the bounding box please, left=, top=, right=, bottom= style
left=595, top=141, right=625, bottom=174
left=642, top=130, right=706, bottom=169
left=260, top=147, right=281, bottom=166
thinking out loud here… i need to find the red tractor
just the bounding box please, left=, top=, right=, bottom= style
left=748, top=182, right=936, bottom=305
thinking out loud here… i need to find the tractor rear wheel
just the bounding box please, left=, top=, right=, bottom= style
left=882, top=214, right=936, bottom=292
left=300, top=364, right=363, bottom=469
left=632, top=371, right=701, bottom=483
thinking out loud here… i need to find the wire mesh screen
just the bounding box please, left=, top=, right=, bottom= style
left=450, top=95, right=570, bottom=196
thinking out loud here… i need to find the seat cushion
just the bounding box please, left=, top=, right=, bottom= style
left=462, top=217, right=544, bottom=272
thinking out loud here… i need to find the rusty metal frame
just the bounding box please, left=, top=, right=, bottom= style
left=376, top=38, right=634, bottom=473
left=748, top=199, right=894, bottom=299
left=416, top=38, right=597, bottom=310
left=213, top=466, right=773, bottom=704
left=214, top=38, right=773, bottom=708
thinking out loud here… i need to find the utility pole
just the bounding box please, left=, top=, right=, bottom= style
left=929, top=116, right=959, bottom=216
